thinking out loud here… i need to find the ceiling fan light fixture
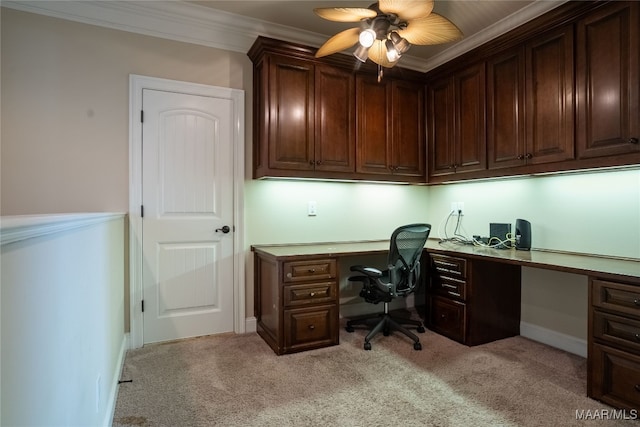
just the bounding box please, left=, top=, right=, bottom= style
left=389, top=31, right=411, bottom=54
left=353, top=44, right=370, bottom=62
left=358, top=28, right=376, bottom=47
left=385, top=39, right=401, bottom=62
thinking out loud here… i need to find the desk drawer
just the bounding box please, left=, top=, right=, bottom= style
left=283, top=282, right=336, bottom=307
left=590, top=343, right=640, bottom=410
left=592, top=279, right=640, bottom=318
left=431, top=275, right=467, bottom=300
left=431, top=254, right=467, bottom=279
left=284, top=305, right=338, bottom=353
left=283, top=259, right=336, bottom=283
left=428, top=295, right=466, bottom=343
left=593, top=310, right=640, bottom=352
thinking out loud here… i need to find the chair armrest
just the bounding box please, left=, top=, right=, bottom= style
left=350, top=265, right=383, bottom=278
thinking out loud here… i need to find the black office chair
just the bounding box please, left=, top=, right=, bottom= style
left=346, top=223, right=431, bottom=351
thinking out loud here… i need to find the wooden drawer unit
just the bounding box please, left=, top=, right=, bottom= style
left=255, top=254, right=339, bottom=355
left=589, top=277, right=640, bottom=409
left=427, top=253, right=521, bottom=346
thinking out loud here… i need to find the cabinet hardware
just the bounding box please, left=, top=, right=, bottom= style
left=310, top=292, right=316, bottom=297
left=308, top=268, right=316, bottom=273
left=308, top=324, right=315, bottom=330
left=635, top=384, right=640, bottom=393
left=525, top=153, right=533, bottom=159
left=630, top=138, right=639, bottom=144
left=635, top=333, right=640, bottom=341
left=634, top=298, right=640, bottom=306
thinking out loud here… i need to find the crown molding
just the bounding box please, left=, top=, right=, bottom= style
left=3, top=0, right=567, bottom=73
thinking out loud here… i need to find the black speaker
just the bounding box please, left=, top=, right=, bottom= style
left=515, top=219, right=531, bottom=251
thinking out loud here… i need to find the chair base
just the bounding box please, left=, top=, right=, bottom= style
left=345, top=306, right=425, bottom=351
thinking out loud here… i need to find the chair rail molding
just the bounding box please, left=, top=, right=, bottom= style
left=2, top=0, right=567, bottom=72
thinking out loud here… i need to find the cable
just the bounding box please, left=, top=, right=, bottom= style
left=437, top=211, right=516, bottom=249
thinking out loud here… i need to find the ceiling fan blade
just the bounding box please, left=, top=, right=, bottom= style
left=314, top=7, right=377, bottom=22
left=398, top=13, right=463, bottom=45
left=315, top=27, right=361, bottom=58
left=379, top=0, right=434, bottom=21
left=367, top=39, right=400, bottom=68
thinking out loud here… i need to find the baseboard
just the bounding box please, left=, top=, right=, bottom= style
left=105, top=333, right=129, bottom=427
left=245, top=316, right=257, bottom=333
left=520, top=322, right=587, bottom=358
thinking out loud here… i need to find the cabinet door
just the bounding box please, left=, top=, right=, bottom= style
left=455, top=63, right=487, bottom=173
left=356, top=74, right=391, bottom=175
left=487, top=48, right=526, bottom=169
left=427, top=76, right=455, bottom=177
left=315, top=65, right=355, bottom=172
left=525, top=25, right=575, bottom=164
left=391, top=80, right=425, bottom=178
left=268, top=55, right=315, bottom=171
left=577, top=1, right=640, bottom=158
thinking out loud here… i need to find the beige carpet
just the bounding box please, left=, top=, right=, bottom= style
left=113, top=322, right=639, bottom=427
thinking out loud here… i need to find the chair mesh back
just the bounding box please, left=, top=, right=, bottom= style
left=388, top=224, right=431, bottom=288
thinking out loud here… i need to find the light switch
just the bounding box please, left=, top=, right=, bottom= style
left=308, top=201, right=317, bottom=216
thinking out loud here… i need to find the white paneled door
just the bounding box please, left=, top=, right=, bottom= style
left=142, top=89, right=234, bottom=344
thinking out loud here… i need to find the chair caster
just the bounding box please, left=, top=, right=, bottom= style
left=413, top=342, right=422, bottom=351
left=417, top=326, right=425, bottom=333
left=346, top=325, right=354, bottom=333
left=364, top=342, right=372, bottom=351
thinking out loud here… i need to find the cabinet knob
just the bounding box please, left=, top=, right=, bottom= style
left=316, top=160, right=322, bottom=165
left=634, top=298, right=640, bottom=306
left=525, top=153, right=533, bottom=159
left=517, top=154, right=524, bottom=160
left=630, top=137, right=639, bottom=144
left=635, top=384, right=640, bottom=393
left=635, top=333, right=640, bottom=342
left=308, top=324, right=315, bottom=330
left=308, top=268, right=316, bottom=273
left=310, top=292, right=316, bottom=297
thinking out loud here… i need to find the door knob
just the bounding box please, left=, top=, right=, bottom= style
left=215, top=225, right=231, bottom=234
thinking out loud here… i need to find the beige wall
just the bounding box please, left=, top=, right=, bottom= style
left=1, top=8, right=251, bottom=214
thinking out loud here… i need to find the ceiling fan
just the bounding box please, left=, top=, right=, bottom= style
left=314, top=0, right=462, bottom=69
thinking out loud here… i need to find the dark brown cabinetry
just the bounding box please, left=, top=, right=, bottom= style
left=576, top=1, right=640, bottom=159
left=254, top=253, right=339, bottom=355
left=427, top=253, right=521, bottom=346
left=428, top=63, right=486, bottom=179
left=589, top=277, right=640, bottom=410
left=356, top=75, right=425, bottom=180
left=488, top=25, right=574, bottom=170
left=251, top=51, right=355, bottom=178
left=248, top=36, right=425, bottom=183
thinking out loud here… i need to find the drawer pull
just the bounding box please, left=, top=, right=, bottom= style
left=308, top=268, right=316, bottom=273
left=308, top=324, right=315, bottom=330
left=636, top=334, right=640, bottom=342
left=310, top=292, right=316, bottom=297
left=634, top=299, right=640, bottom=306
left=635, top=384, right=640, bottom=393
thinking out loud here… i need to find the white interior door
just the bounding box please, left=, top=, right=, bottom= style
left=142, top=88, right=234, bottom=344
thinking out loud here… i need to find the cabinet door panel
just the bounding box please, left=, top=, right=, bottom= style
left=455, top=63, right=486, bottom=172
left=487, top=48, right=526, bottom=169
left=356, top=75, right=390, bottom=174
left=392, top=80, right=425, bottom=177
left=315, top=65, right=355, bottom=172
left=577, top=2, right=640, bottom=158
left=526, top=26, right=575, bottom=164
left=268, top=56, right=314, bottom=170
left=427, top=77, right=455, bottom=177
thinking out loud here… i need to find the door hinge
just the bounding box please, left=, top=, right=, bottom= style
left=141, top=300, right=145, bottom=312
left=141, top=205, right=144, bottom=218
left=140, top=110, right=144, bottom=123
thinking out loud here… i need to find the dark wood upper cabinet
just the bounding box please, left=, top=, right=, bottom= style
left=314, top=64, right=355, bottom=173
left=356, top=74, right=425, bottom=180
left=428, top=62, right=486, bottom=179
left=576, top=1, right=640, bottom=158
left=488, top=25, right=574, bottom=170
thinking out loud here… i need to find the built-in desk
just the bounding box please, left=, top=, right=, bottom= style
left=252, top=239, right=640, bottom=410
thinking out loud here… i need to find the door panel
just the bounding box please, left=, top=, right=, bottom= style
left=142, top=89, right=234, bottom=344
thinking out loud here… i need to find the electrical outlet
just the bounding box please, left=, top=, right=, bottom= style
left=457, top=202, right=464, bottom=215
left=307, top=201, right=317, bottom=216
left=450, top=202, right=458, bottom=215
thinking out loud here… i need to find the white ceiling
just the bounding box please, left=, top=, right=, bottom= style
left=191, top=0, right=567, bottom=70
left=3, top=0, right=568, bottom=72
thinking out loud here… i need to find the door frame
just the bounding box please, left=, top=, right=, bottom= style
left=128, top=74, right=245, bottom=349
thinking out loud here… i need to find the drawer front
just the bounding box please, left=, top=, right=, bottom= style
left=431, top=275, right=467, bottom=300
left=283, top=259, right=337, bottom=283
left=592, top=279, right=640, bottom=318
left=590, top=343, right=640, bottom=410
left=428, top=296, right=466, bottom=343
left=283, top=281, right=337, bottom=307
left=431, top=254, right=467, bottom=279
left=593, top=310, right=640, bottom=352
left=284, top=305, right=338, bottom=353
